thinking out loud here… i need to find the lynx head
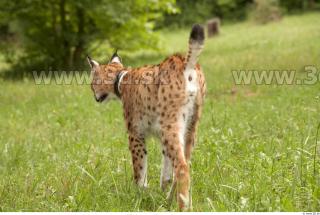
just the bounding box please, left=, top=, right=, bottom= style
left=87, top=51, right=124, bottom=103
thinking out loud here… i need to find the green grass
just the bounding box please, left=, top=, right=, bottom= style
left=1, top=13, right=320, bottom=211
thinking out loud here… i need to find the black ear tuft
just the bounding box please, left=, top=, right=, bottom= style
left=87, top=55, right=99, bottom=68
left=87, top=55, right=93, bottom=67
left=110, top=49, right=122, bottom=63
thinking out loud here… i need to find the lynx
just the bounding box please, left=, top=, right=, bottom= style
left=87, top=24, right=206, bottom=211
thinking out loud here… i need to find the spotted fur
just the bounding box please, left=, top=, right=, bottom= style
left=88, top=24, right=206, bottom=211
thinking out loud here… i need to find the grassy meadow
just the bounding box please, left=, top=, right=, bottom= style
left=0, top=13, right=320, bottom=211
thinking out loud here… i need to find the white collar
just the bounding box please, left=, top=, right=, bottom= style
left=116, top=71, right=128, bottom=96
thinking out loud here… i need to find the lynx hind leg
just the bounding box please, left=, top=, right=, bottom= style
left=161, top=127, right=190, bottom=211
left=185, top=103, right=201, bottom=162
left=160, top=149, right=173, bottom=191
left=181, top=103, right=201, bottom=211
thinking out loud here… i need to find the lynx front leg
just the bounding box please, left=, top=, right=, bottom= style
left=128, top=134, right=147, bottom=188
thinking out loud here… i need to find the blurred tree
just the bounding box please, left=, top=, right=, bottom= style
left=279, top=0, right=305, bottom=11
left=162, top=0, right=252, bottom=27
left=0, top=0, right=176, bottom=73
left=214, top=0, right=251, bottom=20
left=161, top=0, right=212, bottom=27
left=251, top=0, right=282, bottom=24
left=161, top=0, right=320, bottom=27
left=279, top=0, right=320, bottom=11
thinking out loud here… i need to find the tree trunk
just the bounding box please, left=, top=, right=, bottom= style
left=51, top=1, right=60, bottom=68
left=59, top=0, right=71, bottom=69
left=309, top=0, right=315, bottom=8
left=73, top=6, right=85, bottom=69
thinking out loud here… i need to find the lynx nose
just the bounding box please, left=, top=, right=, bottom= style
left=95, top=93, right=108, bottom=103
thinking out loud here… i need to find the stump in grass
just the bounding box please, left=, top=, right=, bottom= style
left=207, top=18, right=220, bottom=38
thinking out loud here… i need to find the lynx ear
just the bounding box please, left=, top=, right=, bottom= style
left=110, top=50, right=122, bottom=64
left=87, top=55, right=99, bottom=69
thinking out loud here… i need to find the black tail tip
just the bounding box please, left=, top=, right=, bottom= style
left=190, top=24, right=205, bottom=42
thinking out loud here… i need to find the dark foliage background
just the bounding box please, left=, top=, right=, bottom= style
left=0, top=0, right=176, bottom=74
left=0, top=0, right=319, bottom=77
left=162, top=0, right=320, bottom=27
